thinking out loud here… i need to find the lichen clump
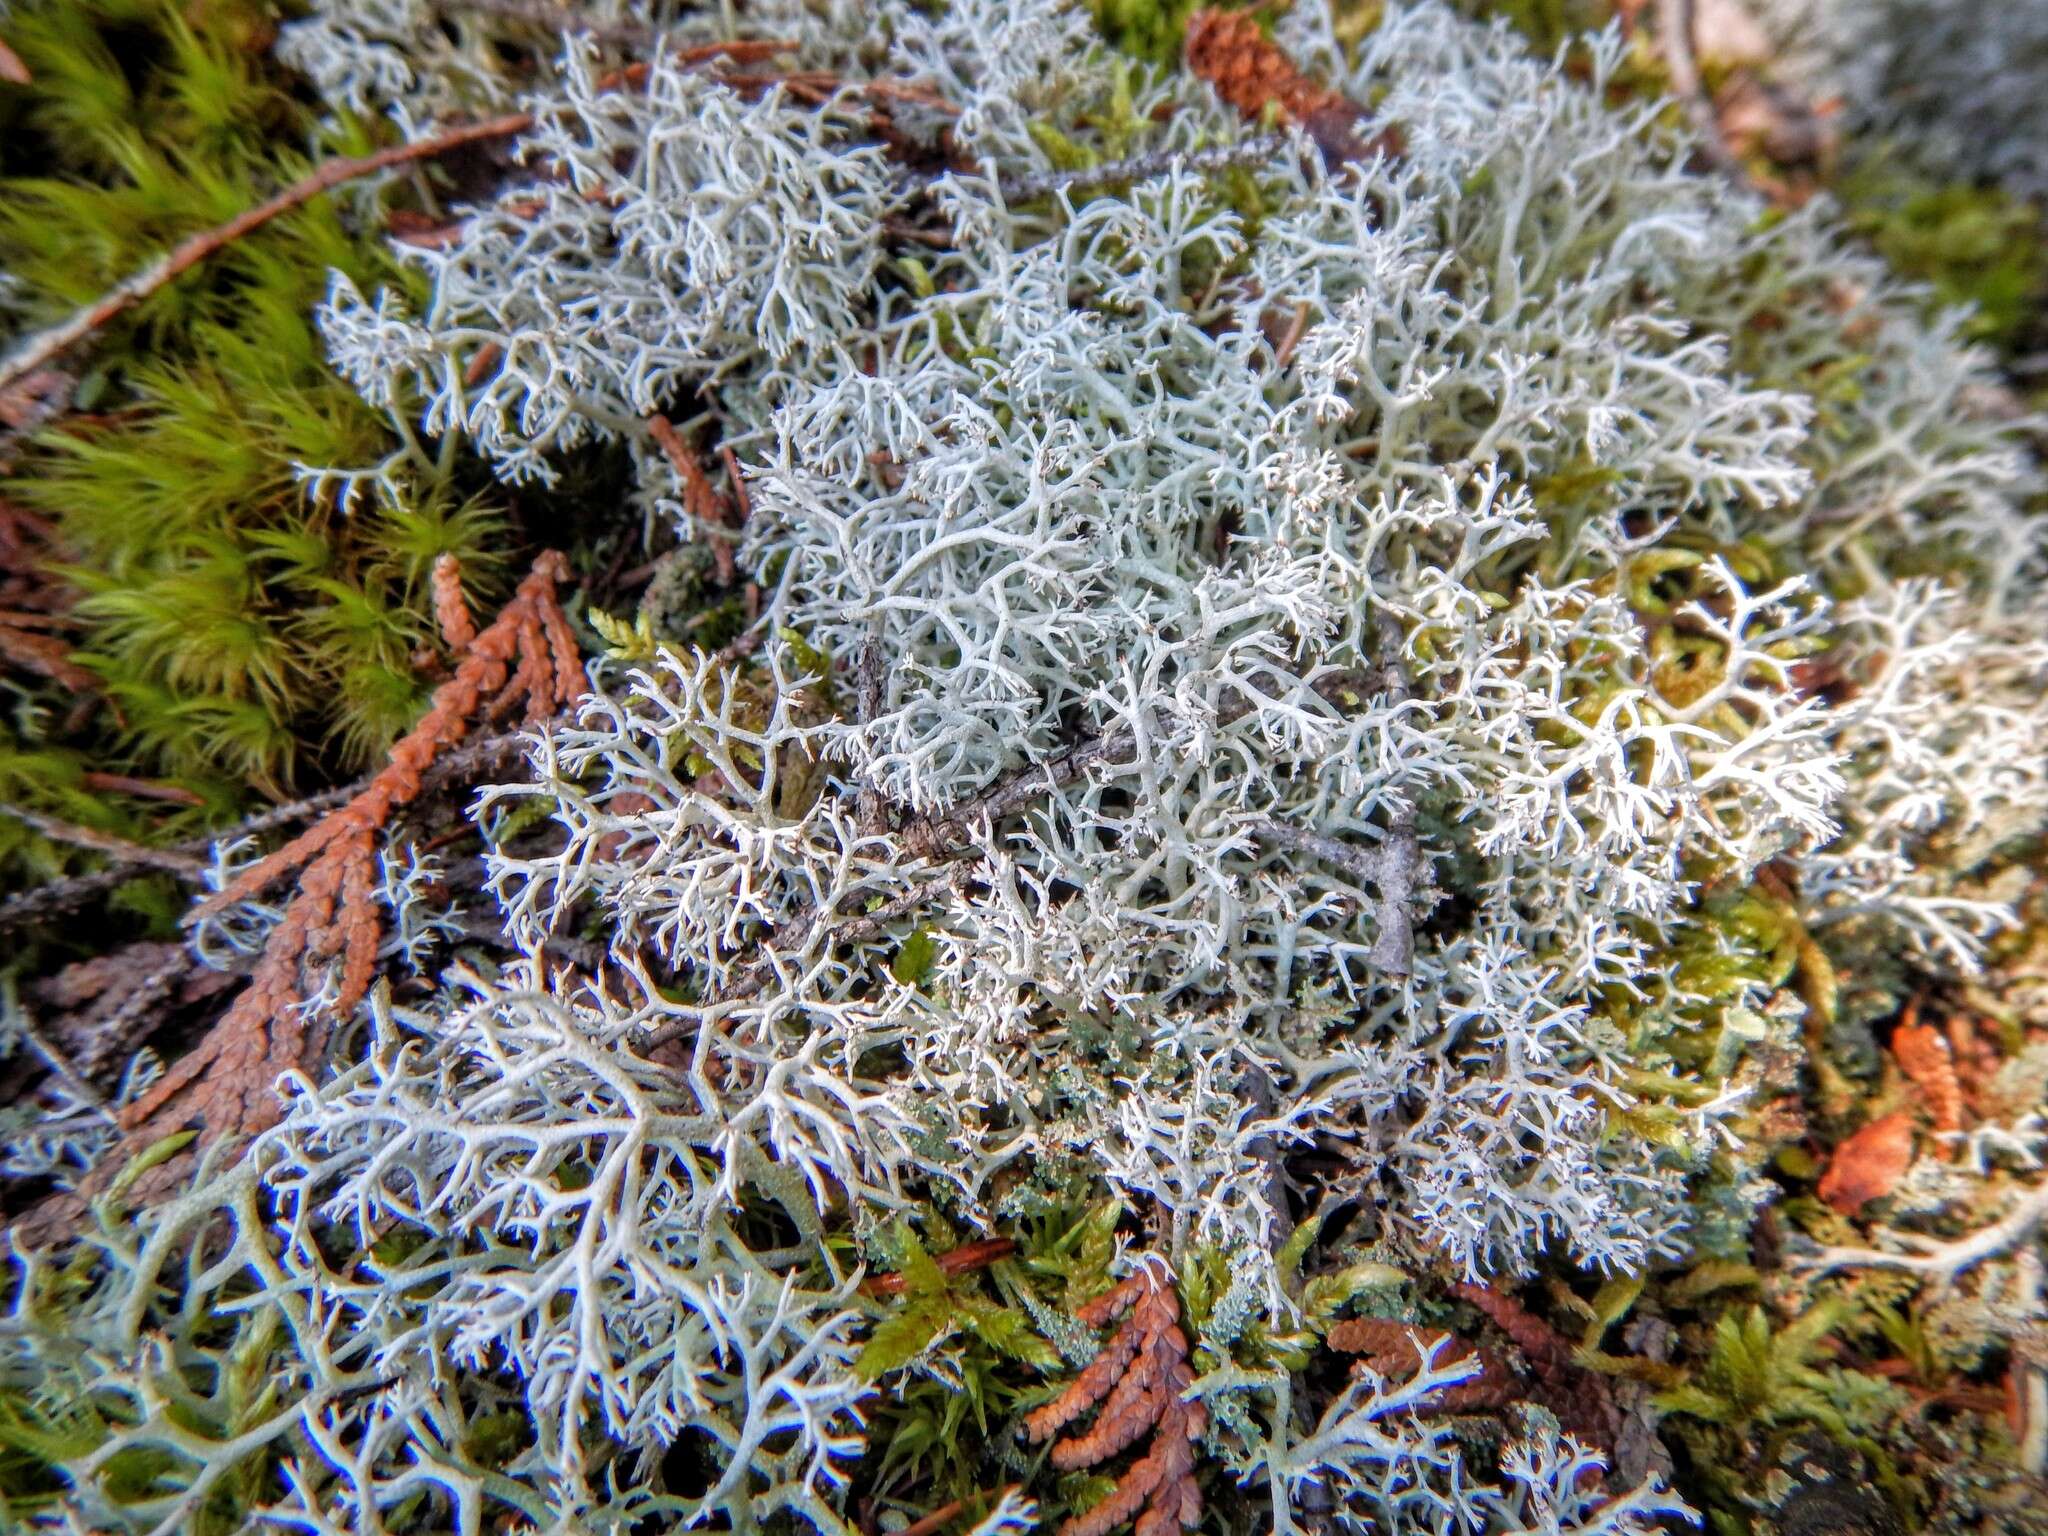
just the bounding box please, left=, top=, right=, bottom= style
left=2, top=3, right=2045, bottom=1535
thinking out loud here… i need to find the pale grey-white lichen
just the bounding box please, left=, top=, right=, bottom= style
left=13, top=1, right=2048, bottom=1533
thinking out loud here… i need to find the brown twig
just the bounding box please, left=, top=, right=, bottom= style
left=0, top=622, right=98, bottom=692
left=0, top=805, right=206, bottom=876
left=79, top=772, right=206, bottom=807
left=892, top=1486, right=1023, bottom=1536
left=0, top=111, right=530, bottom=395
left=1270, top=300, right=1312, bottom=370
left=0, top=39, right=796, bottom=394
left=1653, top=0, right=1748, bottom=180
left=863, top=1237, right=1016, bottom=1296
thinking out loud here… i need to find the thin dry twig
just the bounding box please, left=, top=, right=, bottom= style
left=0, top=111, right=528, bottom=395
left=78, top=772, right=205, bottom=806
left=0, top=39, right=793, bottom=394
left=892, top=1486, right=1024, bottom=1536
left=0, top=34, right=30, bottom=86
left=862, top=1237, right=1016, bottom=1296
left=0, top=724, right=551, bottom=935
left=0, top=805, right=206, bottom=876
left=1653, top=0, right=1748, bottom=179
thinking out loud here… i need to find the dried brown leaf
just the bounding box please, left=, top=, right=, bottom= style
left=1818, top=1111, right=1917, bottom=1214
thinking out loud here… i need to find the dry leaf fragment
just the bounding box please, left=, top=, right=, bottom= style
left=1817, top=1111, right=1916, bottom=1214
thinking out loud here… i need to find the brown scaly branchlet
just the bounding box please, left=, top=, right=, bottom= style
left=1325, top=1317, right=1518, bottom=1412
left=117, top=551, right=583, bottom=1145
left=1449, top=1282, right=1624, bottom=1454
left=1024, top=1259, right=1205, bottom=1536
left=1891, top=1001, right=1965, bottom=1143
left=1183, top=8, right=1402, bottom=167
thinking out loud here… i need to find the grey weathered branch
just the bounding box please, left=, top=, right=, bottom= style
left=1797, top=1180, right=2048, bottom=1284
left=1252, top=815, right=1419, bottom=975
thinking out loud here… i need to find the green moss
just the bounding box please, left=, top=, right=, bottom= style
left=1089, top=0, right=1206, bottom=65
left=0, top=0, right=511, bottom=821
left=1835, top=158, right=2048, bottom=351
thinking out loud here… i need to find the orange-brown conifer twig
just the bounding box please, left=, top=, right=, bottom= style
left=432, top=550, right=479, bottom=653
left=1024, top=1259, right=1205, bottom=1536
left=1326, top=1318, right=1516, bottom=1412
left=0, top=38, right=793, bottom=395
left=1447, top=1283, right=1621, bottom=1449
left=117, top=553, right=583, bottom=1145
left=1184, top=9, right=1400, bottom=167
left=1946, top=1014, right=2001, bottom=1109
left=647, top=413, right=737, bottom=585
left=1893, top=1002, right=1965, bottom=1141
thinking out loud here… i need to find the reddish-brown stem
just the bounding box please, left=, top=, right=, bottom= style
left=0, top=38, right=795, bottom=394
left=79, top=772, right=206, bottom=807
left=862, top=1237, right=1016, bottom=1295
